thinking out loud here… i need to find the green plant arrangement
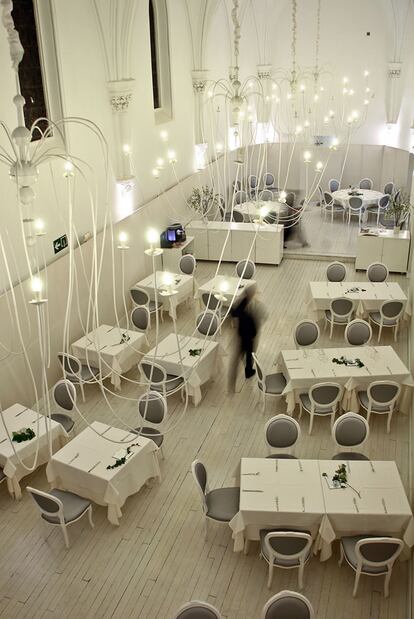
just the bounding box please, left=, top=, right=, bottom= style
left=188, top=186, right=220, bottom=217
left=106, top=442, right=140, bottom=469
left=385, top=191, right=412, bottom=230
left=332, top=356, right=364, bottom=368
left=188, top=348, right=202, bottom=357
left=12, top=428, right=35, bottom=442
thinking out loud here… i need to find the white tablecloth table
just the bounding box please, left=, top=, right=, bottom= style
left=307, top=281, right=409, bottom=321
left=132, top=271, right=194, bottom=320
left=332, top=189, right=384, bottom=223
left=142, top=333, right=221, bottom=406
left=71, top=324, right=146, bottom=390
left=316, top=460, right=414, bottom=561
left=235, top=200, right=288, bottom=223
left=196, top=275, right=256, bottom=310
left=277, top=346, right=413, bottom=415
left=46, top=421, right=160, bottom=525
left=230, top=458, right=326, bottom=552
left=0, top=404, right=68, bottom=499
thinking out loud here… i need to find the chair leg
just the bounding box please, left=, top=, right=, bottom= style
left=394, top=323, right=399, bottom=341
left=329, top=320, right=334, bottom=339
left=261, top=392, right=266, bottom=412
left=267, top=563, right=274, bottom=589
left=298, top=404, right=303, bottom=420
left=377, top=324, right=383, bottom=343
left=352, top=569, right=362, bottom=597
left=387, top=411, right=392, bottom=434
left=244, top=538, right=250, bottom=555
left=308, top=413, right=314, bottom=435
left=298, top=563, right=304, bottom=590
left=384, top=570, right=392, bottom=598
left=88, top=505, right=94, bottom=528
left=79, top=382, right=85, bottom=403
left=204, top=517, right=209, bottom=541
left=61, top=523, right=70, bottom=549
left=338, top=543, right=344, bottom=566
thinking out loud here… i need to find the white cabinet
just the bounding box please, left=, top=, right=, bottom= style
left=185, top=221, right=283, bottom=265
left=355, top=229, right=410, bottom=273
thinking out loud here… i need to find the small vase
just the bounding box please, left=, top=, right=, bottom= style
left=393, top=225, right=401, bottom=234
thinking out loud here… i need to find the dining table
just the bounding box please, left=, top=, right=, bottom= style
left=71, top=324, right=146, bottom=390
left=132, top=271, right=194, bottom=320
left=276, top=346, right=413, bottom=415
left=46, top=421, right=160, bottom=525
left=332, top=189, right=384, bottom=223
left=0, top=403, right=68, bottom=499
left=196, top=275, right=256, bottom=311
left=307, top=281, right=410, bottom=321
left=141, top=333, right=222, bottom=406
left=234, top=200, right=288, bottom=223
left=230, top=458, right=414, bottom=561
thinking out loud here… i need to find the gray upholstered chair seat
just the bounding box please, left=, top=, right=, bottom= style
left=258, top=372, right=287, bottom=394
left=341, top=536, right=390, bottom=574
left=368, top=312, right=398, bottom=326
left=358, top=391, right=391, bottom=412
left=325, top=203, right=345, bottom=212
left=266, top=453, right=297, bottom=459
left=176, top=608, right=219, bottom=619
left=324, top=310, right=349, bottom=324
left=333, top=452, right=369, bottom=461
left=299, top=394, right=335, bottom=414
left=151, top=374, right=184, bottom=393
left=264, top=596, right=311, bottom=619
left=41, top=489, right=91, bottom=524
left=133, top=426, right=163, bottom=447
left=50, top=413, right=75, bottom=433
left=78, top=365, right=100, bottom=381
left=148, top=300, right=163, bottom=312
left=259, top=530, right=312, bottom=566
left=206, top=487, right=240, bottom=522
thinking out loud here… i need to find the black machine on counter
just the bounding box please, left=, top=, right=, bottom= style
left=160, top=223, right=186, bottom=248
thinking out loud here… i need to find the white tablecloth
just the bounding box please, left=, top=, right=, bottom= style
left=0, top=404, right=68, bottom=499
left=196, top=275, right=256, bottom=310
left=307, top=281, right=410, bottom=321
left=46, top=421, right=160, bottom=525
left=277, top=346, right=413, bottom=415
left=332, top=189, right=383, bottom=223
left=71, top=324, right=146, bottom=390
left=142, top=333, right=222, bottom=406
left=235, top=201, right=288, bottom=222
left=315, top=460, right=414, bottom=561
left=230, top=458, right=414, bottom=561
left=132, top=271, right=194, bottom=320
left=230, top=458, right=326, bottom=552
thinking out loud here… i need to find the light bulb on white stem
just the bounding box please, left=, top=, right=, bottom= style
left=117, top=231, right=129, bottom=250
left=254, top=204, right=269, bottom=225
left=145, top=228, right=162, bottom=256
left=214, top=279, right=229, bottom=302
left=30, top=276, right=46, bottom=305
left=167, top=150, right=177, bottom=164
left=156, top=158, right=165, bottom=169
left=123, top=144, right=131, bottom=154
left=63, top=160, right=74, bottom=178
left=279, top=190, right=287, bottom=203
left=160, top=130, right=169, bottom=142
left=34, top=219, right=45, bottom=236
left=152, top=168, right=160, bottom=179
left=161, top=271, right=178, bottom=296
left=315, top=161, right=323, bottom=173
left=303, top=151, right=312, bottom=163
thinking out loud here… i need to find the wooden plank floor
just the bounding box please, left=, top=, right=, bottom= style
left=0, top=258, right=410, bottom=619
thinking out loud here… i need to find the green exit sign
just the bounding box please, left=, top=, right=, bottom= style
left=53, top=234, right=68, bottom=254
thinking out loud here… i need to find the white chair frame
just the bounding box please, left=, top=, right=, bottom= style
left=26, top=487, right=94, bottom=548
left=173, top=600, right=222, bottom=619
left=299, top=382, right=343, bottom=435
left=332, top=412, right=370, bottom=455
left=264, top=414, right=301, bottom=457
left=293, top=320, right=320, bottom=348
left=129, top=286, right=164, bottom=326
left=366, top=262, right=389, bottom=284
left=261, top=590, right=315, bottom=619
left=326, top=261, right=346, bottom=282
left=259, top=189, right=274, bottom=202
left=339, top=536, right=403, bottom=597
left=136, top=390, right=168, bottom=459
left=130, top=306, right=150, bottom=345
left=252, top=353, right=286, bottom=412
left=358, top=380, right=401, bottom=433
left=344, top=319, right=372, bottom=346
left=322, top=192, right=346, bottom=223
left=368, top=300, right=404, bottom=342
left=261, top=531, right=313, bottom=589
left=51, top=379, right=76, bottom=435
left=324, top=297, right=355, bottom=339
left=235, top=259, right=256, bottom=279
left=57, top=352, right=99, bottom=403
left=359, top=178, right=373, bottom=190
left=139, top=360, right=185, bottom=401
left=347, top=196, right=363, bottom=226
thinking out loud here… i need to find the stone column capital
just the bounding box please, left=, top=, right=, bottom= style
left=108, top=79, right=135, bottom=111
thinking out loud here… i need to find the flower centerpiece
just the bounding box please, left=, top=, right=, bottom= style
left=385, top=191, right=412, bottom=232
left=12, top=427, right=35, bottom=442
left=188, top=186, right=221, bottom=219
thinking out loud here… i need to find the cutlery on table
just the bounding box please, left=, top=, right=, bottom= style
left=15, top=408, right=28, bottom=417
left=346, top=461, right=351, bottom=474
left=301, top=497, right=305, bottom=512
left=68, top=452, right=79, bottom=464
left=242, top=472, right=260, bottom=476
left=346, top=482, right=361, bottom=499
left=0, top=437, right=8, bottom=444
left=275, top=460, right=278, bottom=473
left=353, top=497, right=360, bottom=513
left=121, top=432, right=133, bottom=441
left=298, top=460, right=303, bottom=472
left=369, top=461, right=376, bottom=473
left=99, top=345, right=108, bottom=352
left=275, top=497, right=279, bottom=511
left=243, top=489, right=263, bottom=493
left=87, top=461, right=101, bottom=473
left=382, top=498, right=388, bottom=514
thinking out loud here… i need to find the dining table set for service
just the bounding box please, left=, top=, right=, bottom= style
left=230, top=458, right=414, bottom=560
left=132, top=271, right=194, bottom=320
